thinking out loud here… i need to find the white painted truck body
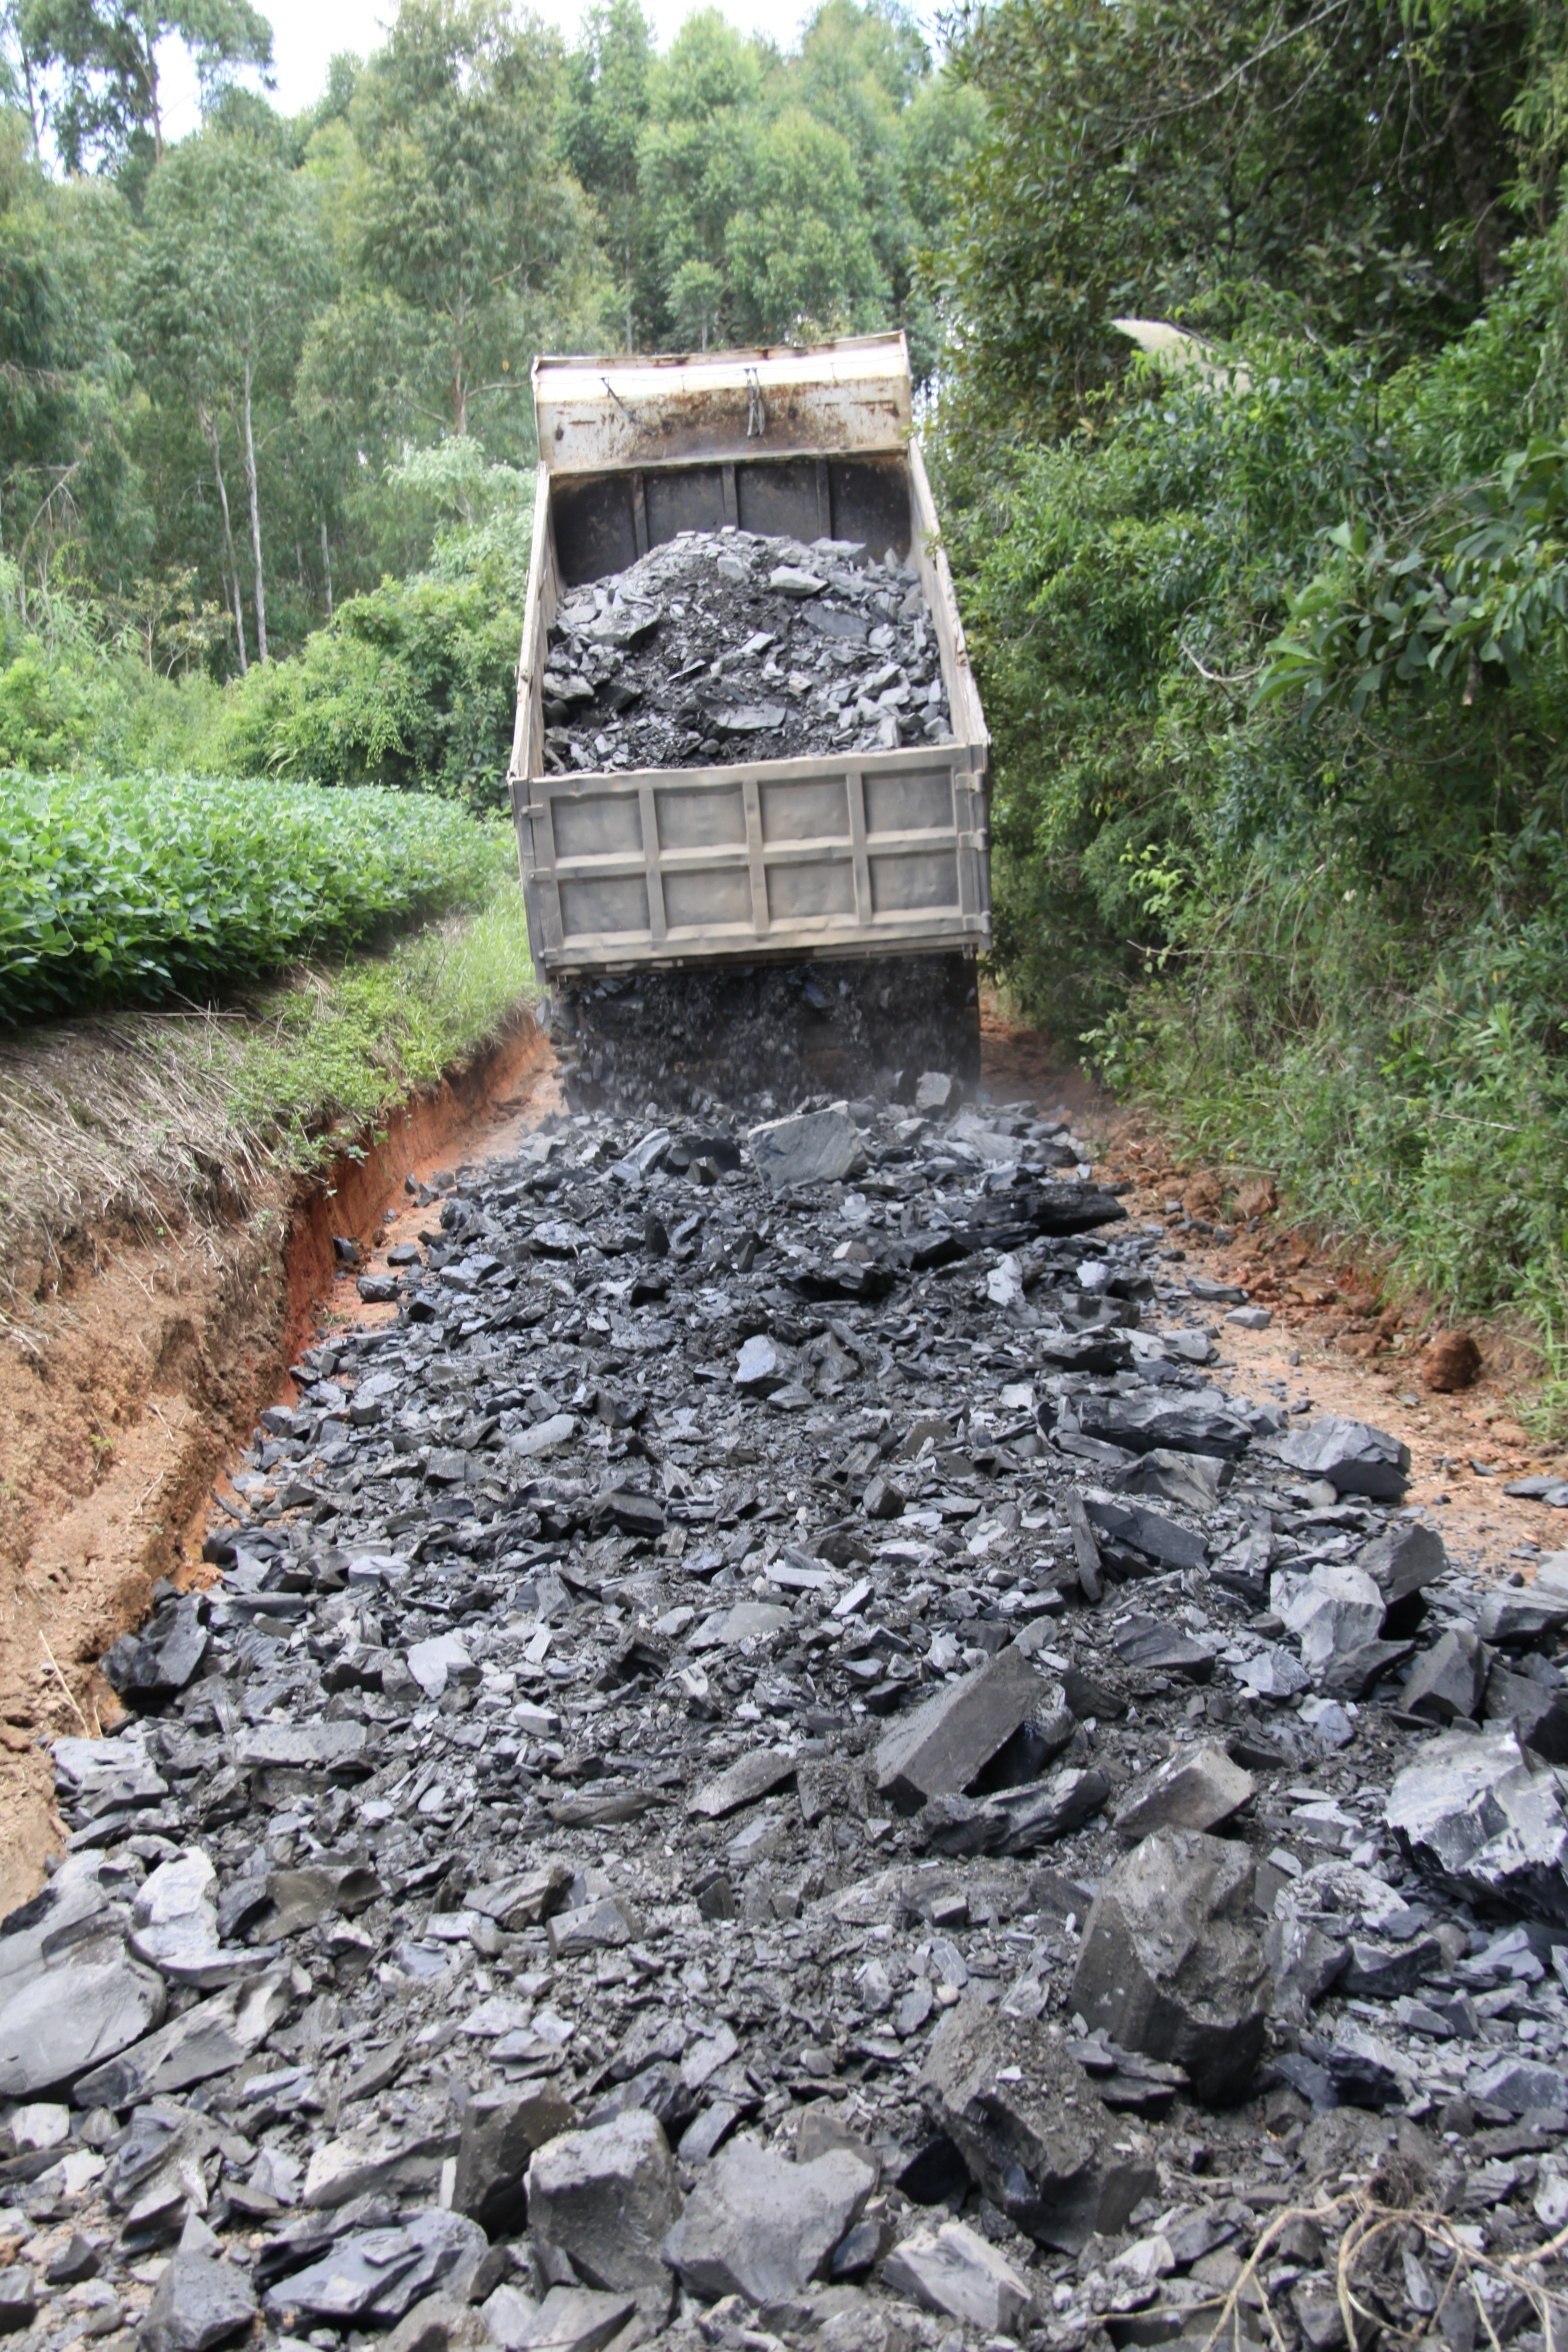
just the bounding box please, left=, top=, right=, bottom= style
left=508, top=333, right=990, bottom=979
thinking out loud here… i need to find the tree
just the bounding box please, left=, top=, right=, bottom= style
left=639, top=10, right=765, bottom=349
left=725, top=106, right=888, bottom=341
left=132, top=124, right=330, bottom=661
left=789, top=0, right=925, bottom=299
left=564, top=0, right=653, bottom=350
left=1, top=3, right=45, bottom=149
left=636, top=4, right=970, bottom=365
left=335, top=0, right=599, bottom=444
left=938, top=0, right=1568, bottom=440
left=19, top=0, right=271, bottom=174
left=0, top=103, right=145, bottom=609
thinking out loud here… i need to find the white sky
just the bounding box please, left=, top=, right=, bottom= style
left=157, top=0, right=857, bottom=138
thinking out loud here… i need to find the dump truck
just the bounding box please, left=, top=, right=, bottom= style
left=507, top=332, right=990, bottom=1105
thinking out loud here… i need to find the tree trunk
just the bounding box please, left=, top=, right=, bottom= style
left=1449, top=55, right=1505, bottom=295
left=140, top=27, right=163, bottom=161
left=320, top=517, right=333, bottom=619
left=18, top=40, right=41, bottom=156
left=200, top=403, right=247, bottom=674
left=241, top=354, right=268, bottom=664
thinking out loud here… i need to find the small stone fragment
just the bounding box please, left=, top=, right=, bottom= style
left=1357, top=1521, right=1447, bottom=1607
left=1386, top=1726, right=1568, bottom=1922
left=102, top=1596, right=208, bottom=1710
left=1271, top=1563, right=1410, bottom=1697
left=882, top=2219, right=1032, bottom=2332
left=1475, top=1583, right=1568, bottom=1646
left=381, top=2295, right=498, bottom=2352
left=453, top=2086, right=580, bottom=2235
left=663, top=2134, right=875, bottom=2305
left=921, top=1999, right=1151, bottom=2252
left=0, top=2273, right=34, bottom=2339
left=1111, top=1743, right=1255, bottom=1839
left=1278, top=1415, right=1411, bottom=1500
left=874, top=1645, right=1043, bottom=1810
left=1483, top=1661, right=1568, bottom=1762
left=1083, top=1491, right=1207, bottom=1572
left=689, top=1747, right=797, bottom=1819
left=1400, top=1630, right=1487, bottom=1725
left=262, top=2211, right=488, bottom=2328
left=406, top=1634, right=475, bottom=1700
left=139, top=2252, right=258, bottom=2352
left=748, top=1106, right=861, bottom=1191
left=0, top=1947, right=165, bottom=2099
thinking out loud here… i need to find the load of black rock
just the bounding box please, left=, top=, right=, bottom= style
left=6, top=1084, right=1568, bottom=2351
left=541, top=528, right=953, bottom=774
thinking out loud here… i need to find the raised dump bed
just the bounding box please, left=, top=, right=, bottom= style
left=508, top=334, right=989, bottom=981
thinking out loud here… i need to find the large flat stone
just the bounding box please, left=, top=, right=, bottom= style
left=1111, top=1743, right=1255, bottom=1839
left=74, top=1972, right=288, bottom=2108
left=1278, top=1415, right=1411, bottom=1500
left=262, top=2211, right=488, bottom=2329
left=748, top=1107, right=861, bottom=1192
left=0, top=1945, right=165, bottom=2099
left=882, top=2220, right=1032, bottom=2333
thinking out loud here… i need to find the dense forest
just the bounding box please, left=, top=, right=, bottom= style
left=6, top=0, right=1568, bottom=1396
left=0, top=0, right=976, bottom=784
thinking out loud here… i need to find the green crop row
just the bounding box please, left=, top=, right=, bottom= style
left=0, top=771, right=515, bottom=1024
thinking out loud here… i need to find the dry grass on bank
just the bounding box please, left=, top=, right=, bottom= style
left=0, top=885, right=535, bottom=1326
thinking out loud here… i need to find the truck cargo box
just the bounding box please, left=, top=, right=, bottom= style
left=508, top=334, right=989, bottom=980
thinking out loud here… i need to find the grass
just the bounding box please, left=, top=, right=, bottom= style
left=1105, top=958, right=1568, bottom=1433
left=0, top=877, right=535, bottom=1316
left=226, top=886, right=537, bottom=1163
left=0, top=770, right=510, bottom=1023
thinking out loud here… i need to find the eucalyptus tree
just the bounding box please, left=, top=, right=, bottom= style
left=563, top=0, right=653, bottom=350
left=18, top=0, right=271, bottom=174
left=335, top=0, right=600, bottom=447
left=133, top=123, right=330, bottom=661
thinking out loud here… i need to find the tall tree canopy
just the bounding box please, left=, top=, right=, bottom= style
left=940, top=0, right=1568, bottom=438
left=334, top=0, right=596, bottom=443
left=0, top=0, right=978, bottom=663
left=18, top=0, right=271, bottom=171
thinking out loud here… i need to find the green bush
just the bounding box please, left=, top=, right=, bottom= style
left=0, top=770, right=512, bottom=1023
left=0, top=653, right=92, bottom=769
left=214, top=576, right=521, bottom=809
left=949, top=241, right=1568, bottom=1386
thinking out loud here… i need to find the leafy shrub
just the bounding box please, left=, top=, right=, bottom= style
left=0, top=654, right=91, bottom=769
left=948, top=240, right=1568, bottom=1378
left=0, top=771, right=512, bottom=1023
left=214, top=576, right=521, bottom=809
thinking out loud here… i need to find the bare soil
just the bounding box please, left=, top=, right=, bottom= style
left=0, top=1015, right=549, bottom=1917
